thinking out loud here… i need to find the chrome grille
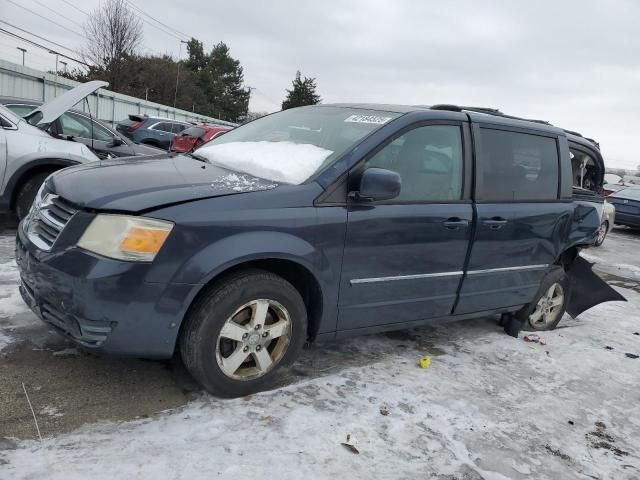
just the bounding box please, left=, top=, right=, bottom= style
left=25, top=192, right=77, bottom=251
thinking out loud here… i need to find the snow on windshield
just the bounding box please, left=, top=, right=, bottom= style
left=196, top=141, right=333, bottom=184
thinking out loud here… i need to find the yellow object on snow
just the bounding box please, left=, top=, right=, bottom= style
left=418, top=356, right=431, bottom=369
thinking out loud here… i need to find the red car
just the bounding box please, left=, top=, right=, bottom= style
left=169, top=124, right=231, bottom=153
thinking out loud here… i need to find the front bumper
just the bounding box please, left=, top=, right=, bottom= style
left=15, top=227, right=197, bottom=358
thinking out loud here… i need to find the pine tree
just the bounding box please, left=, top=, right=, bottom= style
left=281, top=71, right=321, bottom=110
left=186, top=40, right=251, bottom=122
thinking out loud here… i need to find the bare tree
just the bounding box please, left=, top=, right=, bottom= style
left=82, top=0, right=142, bottom=91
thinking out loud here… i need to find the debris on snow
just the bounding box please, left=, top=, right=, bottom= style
left=341, top=434, right=360, bottom=455
left=523, top=334, right=547, bottom=346
left=418, top=356, right=431, bottom=369
left=52, top=348, right=80, bottom=357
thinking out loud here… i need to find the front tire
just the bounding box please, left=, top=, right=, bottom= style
left=180, top=269, right=307, bottom=397
left=519, top=267, right=570, bottom=331
left=14, top=172, right=52, bottom=221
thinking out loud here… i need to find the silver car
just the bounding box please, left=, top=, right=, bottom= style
left=595, top=200, right=616, bottom=246
left=0, top=81, right=106, bottom=220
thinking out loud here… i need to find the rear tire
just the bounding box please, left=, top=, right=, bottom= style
left=14, top=172, right=52, bottom=221
left=519, top=267, right=571, bottom=331
left=180, top=269, right=307, bottom=397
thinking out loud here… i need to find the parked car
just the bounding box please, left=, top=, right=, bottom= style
left=608, top=186, right=640, bottom=228
left=16, top=103, right=617, bottom=397
left=604, top=182, right=627, bottom=196
left=595, top=200, right=616, bottom=246
left=116, top=115, right=190, bottom=149
left=169, top=124, right=231, bottom=153
left=0, top=81, right=108, bottom=220
left=1, top=97, right=164, bottom=160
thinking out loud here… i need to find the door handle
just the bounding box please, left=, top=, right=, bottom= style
left=443, top=218, right=469, bottom=230
left=482, top=217, right=508, bottom=230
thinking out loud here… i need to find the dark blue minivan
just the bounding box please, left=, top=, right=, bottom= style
left=15, top=104, right=611, bottom=396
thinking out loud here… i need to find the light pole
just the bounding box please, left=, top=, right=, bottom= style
left=49, top=50, right=59, bottom=96
left=16, top=47, right=26, bottom=66
left=174, top=40, right=188, bottom=108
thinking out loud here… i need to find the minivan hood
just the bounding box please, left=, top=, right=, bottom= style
left=49, top=154, right=278, bottom=212
left=25, top=80, right=108, bottom=129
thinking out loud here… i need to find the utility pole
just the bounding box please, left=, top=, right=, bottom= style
left=16, top=47, right=26, bottom=66
left=174, top=40, right=188, bottom=108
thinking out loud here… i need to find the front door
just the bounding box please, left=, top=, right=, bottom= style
left=57, top=112, right=122, bottom=159
left=337, top=122, right=473, bottom=331
left=455, top=125, right=573, bottom=314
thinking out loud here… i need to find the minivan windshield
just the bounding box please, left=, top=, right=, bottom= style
left=195, top=106, right=400, bottom=184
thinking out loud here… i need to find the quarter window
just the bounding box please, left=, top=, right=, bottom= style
left=363, top=125, right=464, bottom=202
left=172, top=123, right=187, bottom=133
left=479, top=129, right=559, bottom=201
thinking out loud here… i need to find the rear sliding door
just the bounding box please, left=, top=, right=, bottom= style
left=455, top=124, right=573, bottom=314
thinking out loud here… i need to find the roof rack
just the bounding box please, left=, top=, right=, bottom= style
left=429, top=104, right=600, bottom=147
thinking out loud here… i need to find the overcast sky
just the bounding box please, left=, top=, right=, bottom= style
left=1, top=0, right=639, bottom=169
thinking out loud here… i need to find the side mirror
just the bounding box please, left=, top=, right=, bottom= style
left=108, top=136, right=124, bottom=147
left=351, top=168, right=401, bottom=202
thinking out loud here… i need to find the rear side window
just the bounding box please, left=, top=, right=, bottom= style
left=479, top=129, right=559, bottom=201
left=6, top=104, right=36, bottom=118
left=153, top=122, right=174, bottom=132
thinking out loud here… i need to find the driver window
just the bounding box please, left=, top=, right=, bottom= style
left=60, top=113, right=113, bottom=141
left=364, top=125, right=463, bottom=202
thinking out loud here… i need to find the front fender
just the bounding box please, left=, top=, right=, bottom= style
left=1, top=157, right=81, bottom=210
left=169, top=230, right=325, bottom=286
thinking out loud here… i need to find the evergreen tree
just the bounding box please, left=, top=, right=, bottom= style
left=186, top=40, right=251, bottom=122
left=282, top=71, right=321, bottom=110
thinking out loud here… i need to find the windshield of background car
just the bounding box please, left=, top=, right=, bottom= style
left=181, top=126, right=207, bottom=138
left=616, top=187, right=640, bottom=200
left=196, top=106, right=400, bottom=184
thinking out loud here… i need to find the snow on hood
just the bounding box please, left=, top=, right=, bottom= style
left=196, top=141, right=333, bottom=184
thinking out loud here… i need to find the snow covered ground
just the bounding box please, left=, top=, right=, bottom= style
left=1, top=229, right=639, bottom=479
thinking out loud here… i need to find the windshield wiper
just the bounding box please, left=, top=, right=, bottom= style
left=187, top=152, right=211, bottom=164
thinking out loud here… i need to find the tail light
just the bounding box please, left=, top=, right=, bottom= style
left=127, top=121, right=143, bottom=133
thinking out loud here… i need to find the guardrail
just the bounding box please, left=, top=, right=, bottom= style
left=0, top=59, right=236, bottom=127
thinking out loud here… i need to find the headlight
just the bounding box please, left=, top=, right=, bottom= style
left=77, top=215, right=173, bottom=262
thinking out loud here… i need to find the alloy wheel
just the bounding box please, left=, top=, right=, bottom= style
left=596, top=222, right=608, bottom=245
left=529, top=282, right=565, bottom=328
left=215, top=299, right=292, bottom=380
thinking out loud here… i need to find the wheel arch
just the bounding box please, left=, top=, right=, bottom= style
left=555, top=245, right=581, bottom=270
left=3, top=158, right=78, bottom=211
left=177, top=256, right=325, bottom=348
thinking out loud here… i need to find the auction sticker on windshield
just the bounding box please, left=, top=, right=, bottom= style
left=344, top=115, right=392, bottom=124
